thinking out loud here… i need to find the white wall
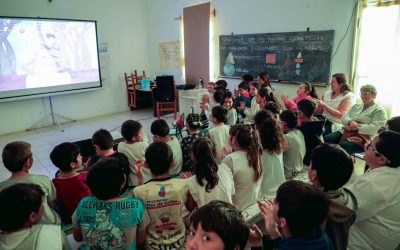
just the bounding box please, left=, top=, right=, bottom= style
left=0, top=0, right=150, bottom=135
left=145, top=0, right=357, bottom=100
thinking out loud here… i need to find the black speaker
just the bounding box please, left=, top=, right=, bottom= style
left=155, top=75, right=175, bottom=102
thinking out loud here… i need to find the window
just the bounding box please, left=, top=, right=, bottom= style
left=353, top=3, right=400, bottom=117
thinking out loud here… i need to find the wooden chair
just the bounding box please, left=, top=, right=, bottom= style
left=124, top=70, right=146, bottom=109
left=154, top=75, right=177, bottom=119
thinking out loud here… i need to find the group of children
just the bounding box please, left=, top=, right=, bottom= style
left=1, top=72, right=400, bottom=249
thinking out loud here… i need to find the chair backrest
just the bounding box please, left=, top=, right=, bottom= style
left=155, top=75, right=175, bottom=102
left=124, top=73, right=135, bottom=89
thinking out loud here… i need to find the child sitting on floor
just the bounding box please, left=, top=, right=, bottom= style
left=133, top=142, right=194, bottom=250
left=151, top=119, right=183, bottom=176
left=0, top=141, right=60, bottom=225
left=208, top=106, right=231, bottom=163
left=0, top=183, right=70, bottom=250
left=50, top=142, right=91, bottom=224
left=117, top=119, right=149, bottom=185
left=73, top=157, right=149, bottom=249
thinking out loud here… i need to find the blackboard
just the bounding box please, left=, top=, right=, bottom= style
left=219, top=30, right=334, bottom=84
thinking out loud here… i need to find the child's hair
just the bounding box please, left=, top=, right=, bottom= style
left=258, top=87, right=280, bottom=108
left=254, top=110, right=274, bottom=128
left=221, top=91, right=234, bottom=106
left=258, top=71, right=271, bottom=89
left=189, top=200, right=249, bottom=250
left=376, top=130, right=400, bottom=168
left=251, top=81, right=261, bottom=91
left=145, top=142, right=173, bottom=176
left=215, top=79, right=228, bottom=89
left=151, top=119, right=170, bottom=137
left=192, top=138, right=219, bottom=192
left=279, top=110, right=299, bottom=129
left=2, top=141, right=32, bottom=172
left=186, top=113, right=203, bottom=130
left=311, top=144, right=353, bottom=191
left=0, top=183, right=44, bottom=232
left=387, top=116, right=400, bottom=133
left=213, top=90, right=225, bottom=104
left=265, top=101, right=281, bottom=116
left=238, top=81, right=249, bottom=92
left=92, top=129, right=114, bottom=150
left=302, top=82, right=318, bottom=99
left=211, top=106, right=228, bottom=123
left=259, top=118, right=285, bottom=154
left=297, top=99, right=317, bottom=118
left=241, top=74, right=253, bottom=83
left=276, top=180, right=330, bottom=237
left=87, top=158, right=126, bottom=200
left=50, top=142, right=80, bottom=172
left=229, top=124, right=263, bottom=181
left=121, top=119, right=142, bottom=141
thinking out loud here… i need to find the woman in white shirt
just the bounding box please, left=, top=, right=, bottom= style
left=316, top=73, right=355, bottom=135
left=324, top=84, right=387, bottom=155
left=186, top=138, right=235, bottom=208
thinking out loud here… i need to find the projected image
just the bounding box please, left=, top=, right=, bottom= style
left=0, top=18, right=100, bottom=92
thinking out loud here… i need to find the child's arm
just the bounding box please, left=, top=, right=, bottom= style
left=133, top=160, right=145, bottom=186
left=71, top=211, right=83, bottom=242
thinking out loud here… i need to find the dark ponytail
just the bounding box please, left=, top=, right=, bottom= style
left=259, top=118, right=285, bottom=154
left=303, top=82, right=318, bottom=99
left=192, top=138, right=219, bottom=192
left=229, top=124, right=263, bottom=181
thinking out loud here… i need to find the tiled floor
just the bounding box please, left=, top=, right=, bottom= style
left=0, top=108, right=176, bottom=182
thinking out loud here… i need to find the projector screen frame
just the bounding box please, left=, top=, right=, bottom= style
left=0, top=16, right=103, bottom=102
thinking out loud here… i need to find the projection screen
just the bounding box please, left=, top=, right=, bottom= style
left=0, top=17, right=102, bottom=101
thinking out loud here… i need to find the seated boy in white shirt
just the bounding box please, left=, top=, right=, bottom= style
left=150, top=119, right=183, bottom=176
left=0, top=183, right=70, bottom=250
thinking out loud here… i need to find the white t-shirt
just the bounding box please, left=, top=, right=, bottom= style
left=208, top=124, right=231, bottom=163
left=260, top=150, right=285, bottom=199
left=323, top=90, right=356, bottom=132
left=226, top=108, right=237, bottom=126
left=347, top=166, right=400, bottom=250
left=187, top=163, right=235, bottom=207
left=222, top=151, right=261, bottom=210
left=117, top=138, right=149, bottom=186
left=283, top=129, right=306, bottom=179
left=167, top=136, right=183, bottom=175
left=0, top=175, right=61, bottom=225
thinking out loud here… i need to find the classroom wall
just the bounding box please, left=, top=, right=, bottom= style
left=145, top=0, right=357, bottom=101
left=0, top=0, right=150, bottom=135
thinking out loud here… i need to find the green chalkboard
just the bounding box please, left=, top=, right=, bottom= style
left=219, top=30, right=334, bottom=84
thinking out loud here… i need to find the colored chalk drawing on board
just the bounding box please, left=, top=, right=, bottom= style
left=159, top=41, right=180, bottom=69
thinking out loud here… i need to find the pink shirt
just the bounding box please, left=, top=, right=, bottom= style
left=284, top=95, right=313, bottom=111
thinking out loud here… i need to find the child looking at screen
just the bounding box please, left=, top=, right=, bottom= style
left=151, top=119, right=183, bottom=176
left=0, top=141, right=60, bottom=225
left=186, top=138, right=235, bottom=207
left=223, top=124, right=263, bottom=210
left=117, top=119, right=149, bottom=185
left=73, top=157, right=149, bottom=249
left=50, top=142, right=91, bottom=224
left=0, top=183, right=70, bottom=250
left=134, top=142, right=193, bottom=250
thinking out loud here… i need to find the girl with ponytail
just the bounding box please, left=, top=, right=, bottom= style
left=281, top=82, right=318, bottom=111
left=222, top=124, right=263, bottom=210
left=256, top=87, right=281, bottom=111
left=186, top=138, right=235, bottom=207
